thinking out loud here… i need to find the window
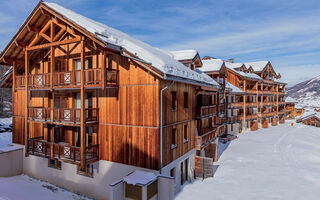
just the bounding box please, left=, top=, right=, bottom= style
left=171, top=91, right=177, bottom=111
left=171, top=128, right=176, bottom=149
left=48, top=159, right=61, bottom=169
left=231, top=124, right=234, bottom=131
left=184, top=92, right=188, bottom=109
left=184, top=124, right=188, bottom=143
left=86, top=57, right=93, bottom=69
left=108, top=55, right=113, bottom=69
left=77, top=164, right=94, bottom=177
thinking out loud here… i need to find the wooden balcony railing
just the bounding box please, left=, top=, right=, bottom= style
left=219, top=118, right=227, bottom=124
left=246, top=102, right=258, bottom=107
left=262, top=112, right=276, bottom=117
left=28, top=73, right=50, bottom=88
left=53, top=70, right=80, bottom=87
left=27, top=138, right=99, bottom=163
left=227, top=116, right=239, bottom=124
left=261, top=102, right=274, bottom=106
left=230, top=102, right=243, bottom=108
left=246, top=89, right=257, bottom=94
left=195, top=105, right=216, bottom=119
left=52, top=108, right=99, bottom=124
left=28, top=107, right=98, bottom=124
left=238, top=114, right=258, bottom=120
left=195, top=125, right=225, bottom=150
left=28, top=107, right=51, bottom=121
left=14, top=68, right=119, bottom=89
left=15, top=75, right=25, bottom=89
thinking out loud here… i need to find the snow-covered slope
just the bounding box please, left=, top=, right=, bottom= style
left=176, top=121, right=320, bottom=200
left=287, top=75, right=320, bottom=108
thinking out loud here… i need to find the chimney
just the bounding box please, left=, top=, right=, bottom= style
left=228, top=58, right=234, bottom=63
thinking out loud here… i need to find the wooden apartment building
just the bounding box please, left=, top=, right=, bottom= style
left=201, top=58, right=287, bottom=132
left=0, top=2, right=228, bottom=199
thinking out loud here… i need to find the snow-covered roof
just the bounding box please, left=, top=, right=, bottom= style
left=44, top=2, right=216, bottom=87
left=298, top=112, right=320, bottom=122
left=201, top=58, right=224, bottom=72
left=169, top=50, right=198, bottom=61
left=224, top=62, right=262, bottom=80
left=200, top=58, right=262, bottom=80
left=285, top=96, right=298, bottom=104
left=244, top=61, right=269, bottom=72
left=225, top=81, right=244, bottom=94
left=123, top=170, right=157, bottom=186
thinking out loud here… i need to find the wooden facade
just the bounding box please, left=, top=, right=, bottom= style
left=203, top=59, right=287, bottom=132
left=0, top=2, right=231, bottom=176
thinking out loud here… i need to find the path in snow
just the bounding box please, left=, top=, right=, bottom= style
left=176, top=121, right=320, bottom=200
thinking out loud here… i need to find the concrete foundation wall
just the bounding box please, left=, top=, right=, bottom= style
left=22, top=149, right=157, bottom=200
left=161, top=149, right=195, bottom=194
left=0, top=147, right=23, bottom=177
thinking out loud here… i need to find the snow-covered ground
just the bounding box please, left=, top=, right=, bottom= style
left=0, top=175, right=91, bottom=200
left=176, top=121, right=320, bottom=200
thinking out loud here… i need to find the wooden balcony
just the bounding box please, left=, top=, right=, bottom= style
left=246, top=89, right=257, bottom=94
left=238, top=114, right=258, bottom=121
left=15, top=68, right=119, bottom=90
left=195, top=105, right=217, bottom=119
left=28, top=107, right=99, bottom=125
left=28, top=73, right=50, bottom=89
left=261, top=112, right=276, bottom=118
left=227, top=116, right=240, bottom=124
left=230, top=102, right=243, bottom=108
left=195, top=125, right=225, bottom=150
left=218, top=118, right=227, bottom=124
left=261, top=90, right=277, bottom=95
left=261, top=102, right=274, bottom=107
left=245, top=102, right=258, bottom=107
left=27, top=137, right=99, bottom=164
left=15, top=75, right=26, bottom=89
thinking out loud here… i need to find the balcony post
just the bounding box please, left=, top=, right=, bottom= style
left=101, top=52, right=106, bottom=89
left=80, top=39, right=86, bottom=169
left=50, top=19, right=55, bottom=91
left=12, top=61, right=16, bottom=92
left=25, top=50, right=29, bottom=156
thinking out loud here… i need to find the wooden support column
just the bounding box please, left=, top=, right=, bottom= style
left=12, top=61, right=16, bottom=92
left=80, top=39, right=86, bottom=169
left=50, top=49, right=55, bottom=91
left=24, top=51, right=29, bottom=156
left=101, top=52, right=106, bottom=89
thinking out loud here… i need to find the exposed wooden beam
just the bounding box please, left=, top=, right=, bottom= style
left=14, top=41, right=27, bottom=48
left=40, top=7, right=52, bottom=17
left=40, top=32, right=51, bottom=42
left=27, top=25, right=41, bottom=33
left=27, top=37, right=82, bottom=51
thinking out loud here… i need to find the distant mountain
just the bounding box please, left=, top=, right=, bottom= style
left=0, top=65, right=12, bottom=118
left=287, top=75, right=320, bottom=108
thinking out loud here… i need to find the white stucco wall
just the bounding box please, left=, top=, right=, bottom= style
left=22, top=147, right=192, bottom=200
left=0, top=147, right=23, bottom=177
left=160, top=149, right=195, bottom=194
left=23, top=149, right=157, bottom=200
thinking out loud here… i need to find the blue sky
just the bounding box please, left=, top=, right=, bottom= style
left=1, top=0, right=320, bottom=86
